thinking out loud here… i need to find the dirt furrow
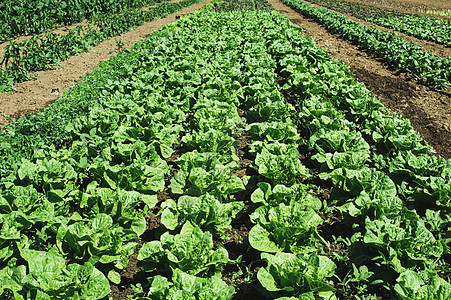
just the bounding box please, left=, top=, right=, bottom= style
left=299, top=0, right=451, bottom=57
left=0, top=0, right=187, bottom=56
left=268, top=0, right=451, bottom=159
left=348, top=0, right=451, bottom=17
left=0, top=0, right=213, bottom=127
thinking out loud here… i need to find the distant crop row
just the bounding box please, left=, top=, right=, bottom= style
left=0, top=0, right=166, bottom=44
left=367, top=15, right=451, bottom=46
left=283, top=0, right=451, bottom=91
left=302, top=0, right=451, bottom=46
left=0, top=0, right=204, bottom=92
left=0, top=0, right=449, bottom=298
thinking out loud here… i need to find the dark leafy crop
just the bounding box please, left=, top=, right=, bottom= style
left=0, top=0, right=204, bottom=92
left=282, top=0, right=451, bottom=91
left=303, top=0, right=451, bottom=46
left=302, top=0, right=407, bottom=19
left=367, top=15, right=451, bottom=46
left=213, top=0, right=273, bottom=12
left=0, top=0, right=165, bottom=43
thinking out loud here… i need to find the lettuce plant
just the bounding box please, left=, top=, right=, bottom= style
left=395, top=270, right=451, bottom=300
left=144, top=268, right=235, bottom=300
left=358, top=213, right=445, bottom=273
left=249, top=202, right=323, bottom=253
left=138, top=222, right=230, bottom=277
left=170, top=151, right=244, bottom=197
left=257, top=252, right=336, bottom=299
left=251, top=142, right=310, bottom=186
left=159, top=193, right=244, bottom=233
left=251, top=182, right=321, bottom=208
left=0, top=246, right=109, bottom=299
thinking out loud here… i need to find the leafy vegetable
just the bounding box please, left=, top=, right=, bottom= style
left=362, top=215, right=444, bottom=273
left=395, top=270, right=451, bottom=300
left=251, top=142, right=310, bottom=185
left=249, top=201, right=323, bottom=253
left=170, top=151, right=244, bottom=197
left=0, top=245, right=109, bottom=299
left=138, top=222, right=230, bottom=277
left=159, top=193, right=244, bottom=233
left=144, top=268, right=235, bottom=299
left=257, top=252, right=336, bottom=297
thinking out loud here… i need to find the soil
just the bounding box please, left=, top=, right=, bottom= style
left=302, top=0, right=451, bottom=58
left=267, top=0, right=451, bottom=159
left=0, top=0, right=213, bottom=127
left=349, top=0, right=451, bottom=15
left=0, top=0, right=184, bottom=55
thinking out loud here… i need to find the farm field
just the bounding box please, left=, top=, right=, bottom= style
left=299, top=0, right=451, bottom=46
left=345, top=0, right=451, bottom=16
left=0, top=0, right=209, bottom=93
left=0, top=0, right=450, bottom=299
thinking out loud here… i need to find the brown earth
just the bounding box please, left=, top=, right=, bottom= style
left=0, top=0, right=213, bottom=127
left=0, top=19, right=89, bottom=55
left=0, top=0, right=184, bottom=55
left=301, top=0, right=451, bottom=57
left=267, top=0, right=451, bottom=159
left=350, top=0, right=451, bottom=14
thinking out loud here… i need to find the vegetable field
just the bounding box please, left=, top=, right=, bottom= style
left=0, top=0, right=450, bottom=299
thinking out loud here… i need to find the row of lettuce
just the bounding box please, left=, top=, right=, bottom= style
left=302, top=0, right=451, bottom=46
left=0, top=0, right=205, bottom=93
left=0, top=1, right=450, bottom=299
left=282, top=0, right=451, bottom=92
left=0, top=0, right=168, bottom=44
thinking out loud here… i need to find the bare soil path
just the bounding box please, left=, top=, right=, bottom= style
left=301, top=0, right=451, bottom=57
left=351, top=0, right=451, bottom=16
left=0, top=0, right=213, bottom=127
left=267, top=0, right=451, bottom=159
left=0, top=0, right=184, bottom=55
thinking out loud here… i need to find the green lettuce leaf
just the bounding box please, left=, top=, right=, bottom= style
left=395, top=270, right=451, bottom=300
left=252, top=142, right=310, bottom=185
left=258, top=252, right=336, bottom=296
left=138, top=222, right=229, bottom=277
left=249, top=202, right=322, bottom=253
left=159, top=193, right=244, bottom=233
left=146, top=268, right=235, bottom=300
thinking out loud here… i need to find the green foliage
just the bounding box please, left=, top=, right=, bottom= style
left=249, top=201, right=323, bottom=253
left=0, top=0, right=205, bottom=92
left=144, top=269, right=235, bottom=300
left=0, top=245, right=110, bottom=299
left=213, top=0, right=273, bottom=11
left=257, top=252, right=336, bottom=298
left=395, top=270, right=451, bottom=300
left=138, top=222, right=230, bottom=276
left=251, top=142, right=310, bottom=185
left=0, top=4, right=449, bottom=299
left=282, top=0, right=451, bottom=90
left=159, top=193, right=244, bottom=233
left=302, top=0, right=451, bottom=46
left=170, top=151, right=245, bottom=197
left=0, top=0, right=164, bottom=43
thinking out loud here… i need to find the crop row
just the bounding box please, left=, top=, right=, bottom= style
left=282, top=0, right=451, bottom=91
left=0, top=0, right=167, bottom=44
left=0, top=0, right=204, bottom=93
left=0, top=0, right=450, bottom=299
left=366, top=15, right=451, bottom=47
left=302, top=0, right=451, bottom=46
left=212, top=0, right=273, bottom=11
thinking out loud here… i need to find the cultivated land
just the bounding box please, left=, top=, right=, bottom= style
left=0, top=0, right=449, bottom=159
left=0, top=0, right=450, bottom=299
